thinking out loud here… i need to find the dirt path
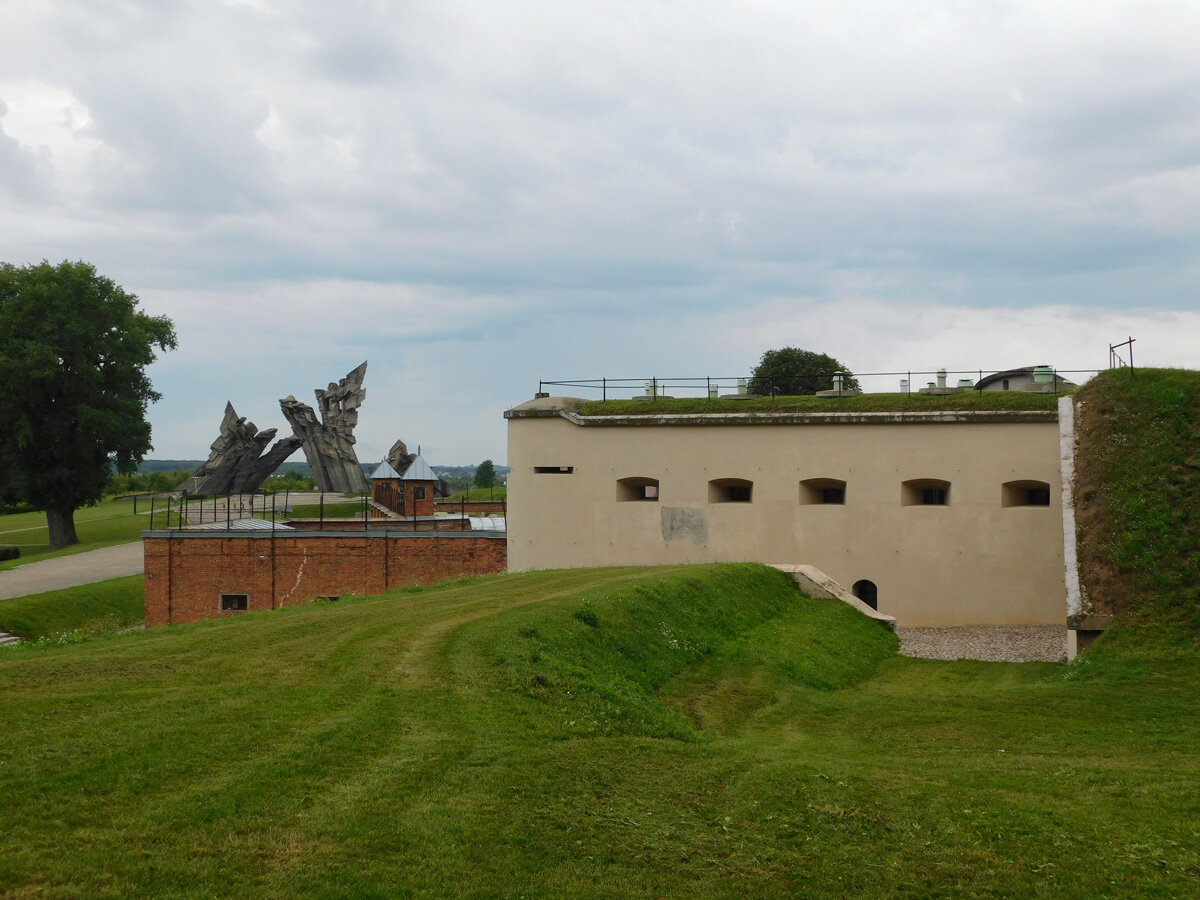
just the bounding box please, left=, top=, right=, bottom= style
left=0, top=543, right=144, bottom=600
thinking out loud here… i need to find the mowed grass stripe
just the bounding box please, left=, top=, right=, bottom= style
left=2, top=564, right=1199, bottom=897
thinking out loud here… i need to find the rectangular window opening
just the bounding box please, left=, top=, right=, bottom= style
left=220, top=593, right=248, bottom=612
left=534, top=466, right=574, bottom=474
left=821, top=488, right=845, bottom=504
left=710, top=478, right=754, bottom=503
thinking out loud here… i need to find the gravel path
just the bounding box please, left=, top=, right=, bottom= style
left=897, top=625, right=1067, bottom=663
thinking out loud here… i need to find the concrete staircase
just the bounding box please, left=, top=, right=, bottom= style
left=369, top=500, right=404, bottom=520
left=771, top=564, right=897, bottom=630
left=0, top=629, right=20, bottom=647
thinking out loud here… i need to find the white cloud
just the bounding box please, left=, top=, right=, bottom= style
left=1, top=1, right=1198, bottom=464
left=0, top=80, right=125, bottom=197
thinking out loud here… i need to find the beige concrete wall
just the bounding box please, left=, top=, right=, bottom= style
left=506, top=405, right=1065, bottom=626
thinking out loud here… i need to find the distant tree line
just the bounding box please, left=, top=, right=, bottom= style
left=104, top=470, right=192, bottom=496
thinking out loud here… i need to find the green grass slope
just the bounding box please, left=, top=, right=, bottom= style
left=0, top=575, right=145, bottom=641
left=1073, top=368, right=1200, bottom=659
left=3, top=563, right=1200, bottom=897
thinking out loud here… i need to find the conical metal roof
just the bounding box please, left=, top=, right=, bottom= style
left=370, top=461, right=402, bottom=480
left=401, top=454, right=437, bottom=481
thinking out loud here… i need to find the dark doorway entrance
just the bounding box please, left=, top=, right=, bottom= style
left=852, top=580, right=878, bottom=611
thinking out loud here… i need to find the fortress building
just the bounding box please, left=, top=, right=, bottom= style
left=505, top=396, right=1068, bottom=628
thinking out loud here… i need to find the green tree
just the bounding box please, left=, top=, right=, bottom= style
left=0, top=260, right=176, bottom=547
left=747, top=347, right=860, bottom=396
left=474, top=459, right=497, bottom=495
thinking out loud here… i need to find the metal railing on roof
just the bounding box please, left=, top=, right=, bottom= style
left=146, top=491, right=506, bottom=533
left=538, top=368, right=1100, bottom=400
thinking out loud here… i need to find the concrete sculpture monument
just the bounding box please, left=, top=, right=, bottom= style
left=386, top=438, right=416, bottom=476
left=280, top=361, right=370, bottom=493
left=185, top=403, right=304, bottom=495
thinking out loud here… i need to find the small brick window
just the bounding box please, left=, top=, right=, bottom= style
left=220, top=593, right=248, bottom=611
left=412, top=486, right=427, bottom=500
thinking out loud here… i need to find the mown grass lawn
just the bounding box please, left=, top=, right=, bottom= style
left=444, top=486, right=508, bottom=502
left=1, top=564, right=1197, bottom=898
left=0, top=497, right=151, bottom=569
left=287, top=501, right=371, bottom=518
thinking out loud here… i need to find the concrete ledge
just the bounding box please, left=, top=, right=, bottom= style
left=771, top=564, right=897, bottom=630
left=506, top=407, right=1059, bottom=426
left=141, top=530, right=506, bottom=540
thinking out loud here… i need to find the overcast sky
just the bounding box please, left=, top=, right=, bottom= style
left=3, top=1, right=1198, bottom=465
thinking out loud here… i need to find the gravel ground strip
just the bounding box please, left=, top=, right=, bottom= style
left=897, top=625, right=1067, bottom=663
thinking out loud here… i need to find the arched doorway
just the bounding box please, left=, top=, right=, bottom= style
left=852, top=580, right=878, bottom=611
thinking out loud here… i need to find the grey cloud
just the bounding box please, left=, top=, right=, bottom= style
left=4, top=1, right=1200, bottom=462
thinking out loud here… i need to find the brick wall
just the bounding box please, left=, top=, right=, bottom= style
left=286, top=517, right=469, bottom=531
left=434, top=499, right=507, bottom=516
left=143, top=531, right=507, bottom=627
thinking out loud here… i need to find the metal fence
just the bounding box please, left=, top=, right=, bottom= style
left=538, top=367, right=1101, bottom=400
left=146, top=490, right=506, bottom=533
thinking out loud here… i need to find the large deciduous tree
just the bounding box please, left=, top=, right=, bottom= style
left=0, top=260, right=177, bottom=548
left=747, top=347, right=860, bottom=396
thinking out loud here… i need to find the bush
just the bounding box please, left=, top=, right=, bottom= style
left=0, top=546, right=19, bottom=561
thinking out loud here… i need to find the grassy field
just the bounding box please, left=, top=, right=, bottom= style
left=0, top=575, right=145, bottom=641
left=444, top=485, right=508, bottom=502
left=287, top=501, right=371, bottom=518
left=0, top=497, right=152, bottom=569
left=578, top=390, right=1065, bottom=416
left=2, top=563, right=1198, bottom=898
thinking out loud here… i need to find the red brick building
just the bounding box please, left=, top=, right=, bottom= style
left=143, top=528, right=506, bottom=627
left=370, top=454, right=438, bottom=517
